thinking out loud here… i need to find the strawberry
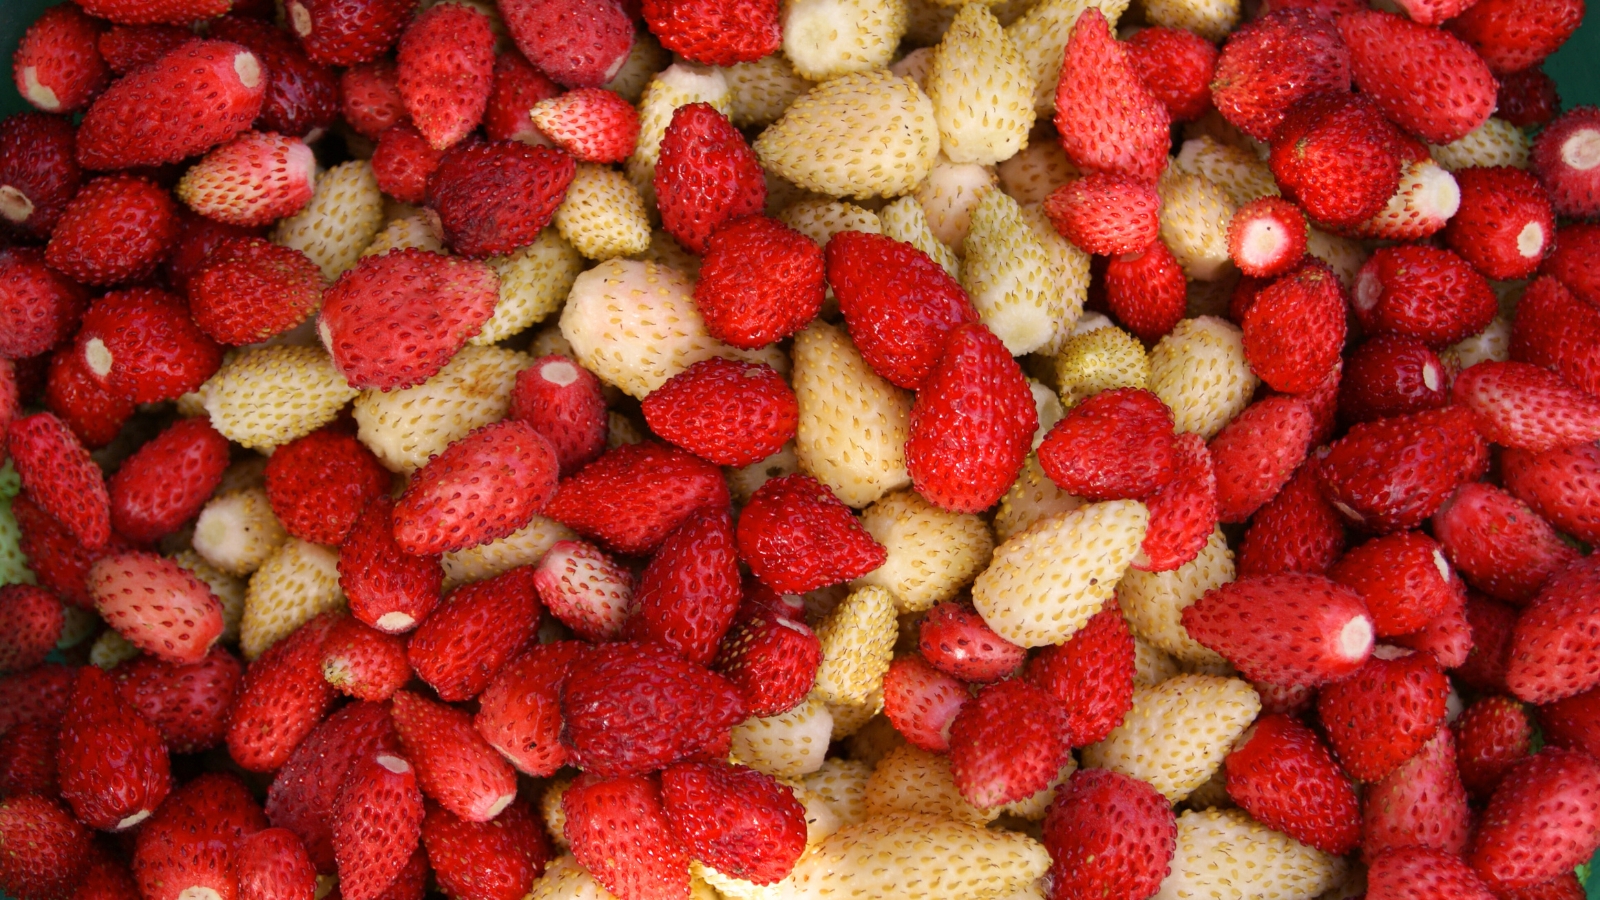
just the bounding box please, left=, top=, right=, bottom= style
left=1137, top=433, right=1219, bottom=572
left=1505, top=556, right=1600, bottom=704
left=0, top=113, right=80, bottom=243
left=906, top=323, right=1036, bottom=514
left=285, top=0, right=411, bottom=67
left=1444, top=167, right=1555, bottom=282
left=881, top=655, right=969, bottom=753
left=623, top=508, right=741, bottom=665
left=0, top=795, right=93, bottom=900
left=1446, top=0, right=1584, bottom=75
left=1501, top=442, right=1600, bottom=545
left=12, top=6, right=110, bottom=115
left=1470, top=748, right=1600, bottom=891
left=1338, top=335, right=1449, bottom=426
left=424, top=141, right=576, bottom=258
left=77, top=41, right=266, bottom=170
left=58, top=666, right=171, bottom=831
left=237, top=828, right=318, bottom=900
left=42, top=350, right=132, bottom=451
left=112, top=647, right=241, bottom=754
left=45, top=173, right=178, bottom=287
left=371, top=124, right=445, bottom=204
left=97, top=24, right=190, bottom=75
left=544, top=442, right=730, bottom=556
left=339, top=61, right=405, bottom=138
left=1025, top=599, right=1134, bottom=747
left=1361, top=728, right=1471, bottom=861
left=948, top=678, right=1068, bottom=808
left=1497, top=68, right=1562, bottom=129
left=710, top=594, right=819, bottom=717
left=338, top=497, right=442, bottom=635
left=1368, top=847, right=1498, bottom=900
left=0, top=719, right=58, bottom=797
left=1210, top=10, right=1352, bottom=142
left=89, top=551, right=223, bottom=664
left=187, top=238, right=322, bottom=346
left=654, top=103, right=765, bottom=255
left=1330, top=531, right=1460, bottom=636
left=1042, top=173, right=1161, bottom=257
left=1538, top=686, right=1600, bottom=760
left=0, top=664, right=76, bottom=737
left=1498, top=875, right=1589, bottom=900
left=1037, top=388, right=1177, bottom=502
left=225, top=614, right=338, bottom=772
left=177, top=131, right=317, bottom=228
left=528, top=88, right=639, bottom=164
left=0, top=586, right=61, bottom=675
left=12, top=494, right=124, bottom=608
left=1316, top=406, right=1486, bottom=533
left=561, top=773, right=690, bottom=900
left=396, top=5, right=494, bottom=151
left=531, top=540, right=634, bottom=642
left=1458, top=591, right=1519, bottom=693
left=406, top=566, right=541, bottom=702
left=73, top=289, right=223, bottom=404
left=1103, top=239, right=1187, bottom=343
left=1208, top=395, right=1314, bottom=523
left=9, top=413, right=110, bottom=551
left=420, top=801, right=550, bottom=900
left=75, top=0, right=230, bottom=24
left=1337, top=11, right=1496, bottom=144
left=1268, top=94, right=1403, bottom=229
left=162, top=206, right=263, bottom=294
left=498, top=0, right=633, bottom=89
left=1226, top=197, right=1306, bottom=279
left=1511, top=276, right=1600, bottom=396
left=320, top=617, right=408, bottom=702
left=132, top=773, right=266, bottom=900
left=560, top=642, right=745, bottom=777
left=207, top=16, right=338, bottom=139
left=735, top=473, right=886, bottom=595
left=1454, top=695, right=1533, bottom=800
left=392, top=421, right=560, bottom=556
left=1122, top=26, right=1216, bottom=123
left=0, top=247, right=85, bottom=360
left=1453, top=361, right=1600, bottom=454
left=643, top=0, right=779, bottom=65
left=1041, top=768, right=1176, bottom=900
left=366, top=848, right=427, bottom=900
left=482, top=52, right=560, bottom=145
left=391, top=691, right=518, bottom=823
left=825, top=231, right=979, bottom=389
left=1241, top=260, right=1348, bottom=395
left=917, top=600, right=1027, bottom=683
left=1541, top=223, right=1600, bottom=309
left=107, top=418, right=229, bottom=544
left=267, top=427, right=391, bottom=547
left=509, top=356, right=608, bottom=478
left=661, top=760, right=806, bottom=884
left=1432, top=482, right=1579, bottom=604
left=690, top=216, right=824, bottom=352
left=474, top=641, right=590, bottom=777
left=641, top=359, right=797, bottom=468
left=265, top=701, right=399, bottom=873
left=332, top=752, right=426, bottom=900
left=1183, top=574, right=1374, bottom=688
left=1390, top=600, right=1473, bottom=668
left=1053, top=8, right=1170, bottom=182
left=320, top=250, right=497, bottom=391
left=1223, top=714, right=1360, bottom=855
left=1316, top=648, right=1450, bottom=782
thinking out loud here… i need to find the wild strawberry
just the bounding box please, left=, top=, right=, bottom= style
left=1444, top=167, right=1555, bottom=282
left=1053, top=9, right=1170, bottom=182
left=509, top=356, right=608, bottom=477
left=1361, top=728, right=1471, bottom=861
left=132, top=772, right=266, bottom=900
left=332, top=752, right=426, bottom=900
left=236, top=828, right=317, bottom=900
left=1338, top=335, right=1449, bottom=425
left=1354, top=246, right=1495, bottom=348
left=1512, top=276, right=1600, bottom=397
left=881, top=655, right=968, bottom=753
left=662, top=760, right=805, bottom=884
left=498, top=0, right=634, bottom=89
left=1041, top=768, right=1176, bottom=900
left=1391, top=0, right=1476, bottom=25
left=176, top=131, right=316, bottom=228
left=425, top=141, right=576, bottom=258
left=1207, top=395, right=1314, bottom=523
left=562, top=773, right=690, bottom=900
left=1103, top=239, right=1187, bottom=342
left=97, top=24, right=190, bottom=75
left=58, top=666, right=171, bottom=831
left=1470, top=748, right=1600, bottom=891
left=1501, top=442, right=1600, bottom=545
left=338, top=497, right=442, bottom=636
left=545, top=442, right=730, bottom=556
left=528, top=88, right=639, bottom=164
left=107, top=418, right=229, bottom=544
left=74, top=289, right=223, bottom=404
left=1268, top=94, right=1402, bottom=229
left=77, top=41, right=266, bottom=170
left=339, top=61, right=404, bottom=138
left=0, top=117, right=80, bottom=257
left=1042, top=173, right=1161, bottom=257
left=1038, top=388, right=1176, bottom=502
left=75, top=0, right=230, bottom=24
left=396, top=5, right=494, bottom=151
left=1391, top=599, right=1474, bottom=667
left=1497, top=68, right=1562, bottom=129
left=1224, top=714, right=1360, bottom=855
left=1317, top=648, right=1450, bottom=782
left=1369, top=847, right=1498, bottom=900
left=736, top=473, right=886, bottom=595
left=392, top=421, right=559, bottom=556
left=1337, top=10, right=1496, bottom=145
left=266, top=427, right=390, bottom=547
left=89, top=551, right=224, bottom=665
left=1122, top=26, right=1215, bottom=122
left=1136, top=432, right=1219, bottom=572
left=1433, top=482, right=1579, bottom=604
left=1184, top=573, right=1374, bottom=688
left=1211, top=10, right=1351, bottom=142
left=391, top=691, right=518, bottom=823
left=644, top=0, right=779, bottom=65
left=1453, top=592, right=1518, bottom=695
left=286, top=0, right=411, bottom=67
left=1316, top=406, right=1486, bottom=533
left=475, top=641, right=589, bottom=777
left=1454, top=360, right=1600, bottom=453
left=1245, top=263, right=1349, bottom=396
left=45, top=174, right=176, bottom=286
left=0, top=586, right=61, bottom=674
left=642, top=359, right=796, bottom=468
left=371, top=124, right=444, bottom=204
left=208, top=15, right=338, bottom=138
left=948, top=678, right=1068, bottom=808
left=0, top=248, right=85, bottom=361
left=421, top=801, right=550, bottom=900
left=1226, top=197, right=1306, bottom=279
left=623, top=508, right=741, bottom=665
left=1504, top=556, right=1600, bottom=704
left=1447, top=0, right=1584, bottom=75
left=187, top=238, right=322, bottom=346
left=11, top=494, right=119, bottom=609
left=319, top=618, right=406, bottom=702
left=560, top=642, right=745, bottom=777
left=8, top=413, right=109, bottom=550
left=407, top=566, right=541, bottom=702
left=1025, top=599, right=1135, bottom=747
left=531, top=540, right=633, bottom=642
left=225, top=614, right=338, bottom=772
left=264, top=701, right=399, bottom=873
left=482, top=52, right=559, bottom=145
left=917, top=600, right=1027, bottom=683
left=0, top=795, right=93, bottom=900
left=1541, top=223, right=1600, bottom=309
left=112, top=647, right=242, bottom=755
left=1330, top=531, right=1460, bottom=636
left=1538, top=685, right=1600, bottom=761
left=12, top=6, right=110, bottom=115
left=654, top=103, right=764, bottom=255
left=1454, top=695, right=1533, bottom=800
left=0, top=719, right=59, bottom=803
left=0, top=663, right=75, bottom=737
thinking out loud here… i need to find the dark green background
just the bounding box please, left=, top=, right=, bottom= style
left=0, top=1, right=1596, bottom=897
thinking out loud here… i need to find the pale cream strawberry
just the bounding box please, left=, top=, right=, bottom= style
left=271, top=159, right=385, bottom=281
left=755, top=70, right=938, bottom=199
left=1118, top=526, right=1234, bottom=667
left=813, top=585, right=898, bottom=709
left=1081, top=673, right=1261, bottom=802
left=1155, top=808, right=1348, bottom=900
left=727, top=443, right=801, bottom=504
left=203, top=345, right=360, bottom=450
left=1428, top=117, right=1531, bottom=171
left=1148, top=316, right=1258, bottom=440
left=1173, top=136, right=1280, bottom=207
left=914, top=155, right=994, bottom=253
left=1143, top=0, right=1236, bottom=40
left=973, top=499, right=1148, bottom=647
left=540, top=777, right=573, bottom=850
left=173, top=548, right=247, bottom=644
left=720, top=55, right=814, bottom=128
left=996, top=137, right=1080, bottom=205
left=440, top=516, right=576, bottom=590
left=1027, top=378, right=1066, bottom=450
left=778, top=198, right=883, bottom=246
left=867, top=745, right=1000, bottom=825
left=792, top=321, right=913, bottom=508
left=1306, top=228, right=1369, bottom=288
left=473, top=230, right=585, bottom=346
left=803, top=758, right=872, bottom=826
left=880, top=196, right=961, bottom=280
left=852, top=489, right=994, bottom=613
left=730, top=694, right=836, bottom=779
left=889, top=46, right=935, bottom=92
left=352, top=345, right=530, bottom=472
left=553, top=164, right=651, bottom=261
left=1005, top=0, right=1131, bottom=115
left=177, top=132, right=317, bottom=228
left=89, top=628, right=140, bottom=669
left=1134, top=636, right=1182, bottom=686
left=603, top=32, right=671, bottom=104
left=1158, top=169, right=1237, bottom=282
left=998, top=757, right=1079, bottom=821
left=1444, top=316, right=1513, bottom=370
left=1052, top=325, right=1151, bottom=407
left=240, top=538, right=343, bottom=660
left=1346, top=159, right=1461, bottom=241
left=961, top=189, right=1064, bottom=356
left=361, top=211, right=446, bottom=258
left=994, top=454, right=1084, bottom=543
left=927, top=3, right=1035, bottom=166
left=1019, top=201, right=1091, bottom=355
left=846, top=714, right=909, bottom=767
left=781, top=813, right=1050, bottom=899
left=1184, top=766, right=1233, bottom=810
left=192, top=487, right=290, bottom=578
left=634, top=227, right=703, bottom=281
left=782, top=0, right=908, bottom=81
left=525, top=855, right=605, bottom=900
left=626, top=63, right=732, bottom=210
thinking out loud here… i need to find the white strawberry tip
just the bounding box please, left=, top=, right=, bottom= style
left=1422, top=361, right=1442, bottom=392
left=1409, top=163, right=1461, bottom=224
left=1431, top=547, right=1451, bottom=582
left=19, top=67, right=59, bottom=112
left=1445, top=687, right=1464, bottom=723
left=1372, top=644, right=1412, bottom=660
left=480, top=791, right=517, bottom=820
left=84, top=338, right=114, bottom=379
left=1238, top=217, right=1288, bottom=268
left=1560, top=127, right=1600, bottom=172
left=1336, top=614, right=1374, bottom=662
left=288, top=1, right=313, bottom=36
left=1352, top=270, right=1381, bottom=316
left=177, top=888, right=222, bottom=900
left=234, top=52, right=263, bottom=90
left=373, top=611, right=416, bottom=632
left=540, top=359, right=581, bottom=386
left=0, top=185, right=33, bottom=224
left=1516, top=221, right=1546, bottom=259
left=376, top=754, right=411, bottom=774
left=115, top=809, right=154, bottom=830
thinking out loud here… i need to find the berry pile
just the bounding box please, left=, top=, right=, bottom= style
left=0, top=0, right=1597, bottom=898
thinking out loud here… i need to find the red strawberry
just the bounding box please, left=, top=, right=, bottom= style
left=1053, top=8, right=1170, bottom=182
left=1224, top=713, right=1360, bottom=854
left=1453, top=361, right=1600, bottom=454
left=483, top=52, right=560, bottom=145
left=643, top=0, right=779, bottom=65
left=1025, top=599, right=1134, bottom=747
left=545, top=442, right=730, bottom=556
left=1470, top=748, right=1600, bottom=891
left=1501, top=442, right=1600, bottom=546
left=265, top=701, right=399, bottom=873
left=107, top=417, right=229, bottom=544
left=0, top=114, right=80, bottom=243
left=1316, top=406, right=1486, bottom=533
left=1137, top=432, right=1219, bottom=572
left=1210, top=10, right=1352, bottom=142
left=97, top=24, right=191, bottom=75
left=1336, top=10, right=1495, bottom=144
left=12, top=493, right=124, bottom=608
left=1458, top=591, right=1519, bottom=693
left=1330, top=531, right=1461, bottom=636
left=45, top=173, right=177, bottom=286
left=692, top=215, right=823, bottom=351
left=0, top=586, right=62, bottom=675
left=825, top=230, right=979, bottom=389
left=89, top=551, right=224, bottom=665
left=425, top=141, right=576, bottom=258
left=0, top=795, right=92, bottom=900
left=176, top=131, right=317, bottom=228
left=1499, top=874, right=1589, bottom=900
left=475, top=641, right=590, bottom=777
left=1268, top=94, right=1403, bottom=228
left=0, top=664, right=75, bottom=737
left=498, top=0, right=634, bottom=89
left=1541, top=223, right=1600, bottom=309
left=1538, top=686, right=1600, bottom=760
left=397, top=5, right=494, bottom=150
left=1184, top=574, right=1373, bottom=687
left=406, top=566, right=542, bottom=702
left=9, top=412, right=110, bottom=550
left=237, top=828, right=318, bottom=900
left=112, top=647, right=243, bottom=754
left=76, top=40, right=266, bottom=170
left=339, top=496, right=443, bottom=635
left=623, top=508, right=741, bottom=665
left=339, top=61, right=405, bottom=138
left=1042, top=173, right=1162, bottom=257
left=58, top=666, right=171, bottom=831
left=285, top=0, right=412, bottom=67
left=531, top=540, right=635, bottom=641
left=1390, top=599, right=1473, bottom=668
left=1361, top=728, right=1471, bottom=861
left=1226, top=197, right=1307, bottom=279
left=949, top=678, right=1067, bottom=807
left=367, top=848, right=427, bottom=900
left=207, top=16, right=338, bottom=139
left=655, top=103, right=765, bottom=255
left=1444, top=167, right=1555, bottom=282
left=225, top=614, right=339, bottom=772
left=917, top=600, right=1027, bottom=683
left=267, top=427, right=392, bottom=547
left=509, top=356, right=608, bottom=478
left=1504, top=556, right=1600, bottom=704
left=735, top=473, right=886, bottom=595
left=562, top=773, right=690, bottom=900
left=1122, top=26, right=1215, bottom=122
left=527, top=88, right=639, bottom=164
left=0, top=719, right=59, bottom=798
left=1432, top=482, right=1579, bottom=604
left=43, top=350, right=133, bottom=451
left=1241, top=260, right=1348, bottom=395
left=1041, top=768, right=1176, bottom=900
left=1103, top=239, right=1187, bottom=343
left=710, top=599, right=819, bottom=717
left=132, top=773, right=266, bottom=900
left=161, top=206, right=263, bottom=294
left=1208, top=395, right=1314, bottom=523
left=392, top=421, right=559, bottom=556
left=372, top=124, right=445, bottom=204
left=1511, top=276, right=1600, bottom=396
left=0, top=247, right=86, bottom=359
left=188, top=238, right=323, bottom=346
left=320, top=249, right=498, bottom=390
left=1497, top=68, right=1562, bottom=130
left=661, top=760, right=805, bottom=885
left=881, top=655, right=969, bottom=752
left=332, top=752, right=426, bottom=900
left=1454, top=695, right=1533, bottom=800
left=391, top=691, right=518, bottom=823
left=74, top=288, right=223, bottom=404
left=1368, top=847, right=1497, bottom=900
left=1447, top=0, right=1584, bottom=75
left=1338, top=334, right=1449, bottom=426
left=1038, top=387, right=1177, bottom=502
left=641, top=359, right=797, bottom=468
left=12, top=6, right=110, bottom=115
left=421, top=800, right=550, bottom=900
left=320, top=617, right=408, bottom=702
left=906, top=323, right=1036, bottom=513
left=560, top=642, right=745, bottom=777
left=75, top=0, right=231, bottom=24
left=1316, top=648, right=1450, bottom=782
